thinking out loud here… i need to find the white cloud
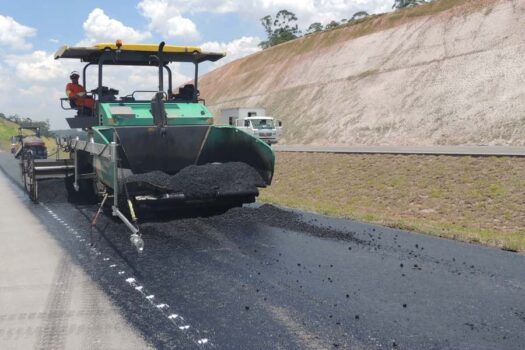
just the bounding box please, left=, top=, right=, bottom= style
left=79, top=8, right=151, bottom=46
left=200, top=36, right=261, bottom=67
left=0, top=57, right=71, bottom=128
left=137, top=0, right=393, bottom=30
left=0, top=63, right=11, bottom=93
left=0, top=15, right=36, bottom=49
left=137, top=0, right=199, bottom=40
left=5, top=50, right=68, bottom=82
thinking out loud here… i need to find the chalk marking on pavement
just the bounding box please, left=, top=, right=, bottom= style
left=39, top=202, right=214, bottom=347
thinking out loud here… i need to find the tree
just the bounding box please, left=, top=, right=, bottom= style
left=350, top=11, right=369, bottom=21
left=305, top=22, right=323, bottom=35
left=393, top=0, right=427, bottom=9
left=259, top=10, right=301, bottom=49
left=325, top=21, right=340, bottom=30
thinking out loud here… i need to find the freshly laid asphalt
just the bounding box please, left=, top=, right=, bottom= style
left=0, top=152, right=524, bottom=349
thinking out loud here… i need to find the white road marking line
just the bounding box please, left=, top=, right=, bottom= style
left=39, top=203, right=213, bottom=346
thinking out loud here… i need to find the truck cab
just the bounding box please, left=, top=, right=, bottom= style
left=234, top=116, right=281, bottom=145
left=218, top=108, right=282, bottom=145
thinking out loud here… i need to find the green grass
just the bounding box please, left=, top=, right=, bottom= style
left=260, top=153, right=525, bottom=252
left=0, top=118, right=19, bottom=150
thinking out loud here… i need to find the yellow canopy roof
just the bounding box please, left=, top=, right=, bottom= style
left=93, top=42, right=202, bottom=54
left=54, top=42, right=225, bottom=65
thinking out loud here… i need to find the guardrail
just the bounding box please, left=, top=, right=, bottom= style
left=273, top=145, right=525, bottom=157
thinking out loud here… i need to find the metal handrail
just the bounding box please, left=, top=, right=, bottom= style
left=128, top=90, right=168, bottom=100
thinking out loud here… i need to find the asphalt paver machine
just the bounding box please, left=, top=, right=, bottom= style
left=48, top=41, right=275, bottom=251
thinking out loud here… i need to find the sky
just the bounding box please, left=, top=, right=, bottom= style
left=0, top=0, right=393, bottom=128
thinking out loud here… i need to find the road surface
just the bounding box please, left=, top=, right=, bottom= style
left=0, top=159, right=151, bottom=349
left=0, top=153, right=524, bottom=349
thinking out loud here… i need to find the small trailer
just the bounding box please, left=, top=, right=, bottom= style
left=14, top=127, right=74, bottom=202
left=217, top=108, right=282, bottom=145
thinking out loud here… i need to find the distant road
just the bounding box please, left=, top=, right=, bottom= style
left=273, top=145, right=525, bottom=157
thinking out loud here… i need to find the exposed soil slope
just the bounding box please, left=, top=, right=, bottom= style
left=200, top=0, right=525, bottom=146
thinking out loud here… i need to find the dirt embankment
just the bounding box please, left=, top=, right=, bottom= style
left=200, top=0, right=525, bottom=146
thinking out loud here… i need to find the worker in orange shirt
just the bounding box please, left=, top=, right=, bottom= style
left=65, top=71, right=95, bottom=113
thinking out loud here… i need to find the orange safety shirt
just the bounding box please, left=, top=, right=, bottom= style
left=65, top=83, right=94, bottom=109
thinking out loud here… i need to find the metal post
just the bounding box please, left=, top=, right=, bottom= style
left=74, top=149, right=79, bottom=191
left=111, top=132, right=118, bottom=213
left=164, top=65, right=172, bottom=94
left=98, top=56, right=104, bottom=97
left=82, top=63, right=93, bottom=90
left=158, top=42, right=165, bottom=93
left=194, top=63, right=199, bottom=102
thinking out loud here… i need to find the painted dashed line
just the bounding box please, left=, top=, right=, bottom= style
left=39, top=202, right=213, bottom=347
left=125, top=278, right=211, bottom=346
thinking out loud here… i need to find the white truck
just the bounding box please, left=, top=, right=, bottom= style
left=217, top=108, right=282, bottom=145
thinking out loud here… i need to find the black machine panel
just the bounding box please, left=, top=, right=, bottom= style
left=115, top=125, right=210, bottom=175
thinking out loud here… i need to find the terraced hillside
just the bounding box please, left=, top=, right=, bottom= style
left=200, top=0, right=524, bottom=146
